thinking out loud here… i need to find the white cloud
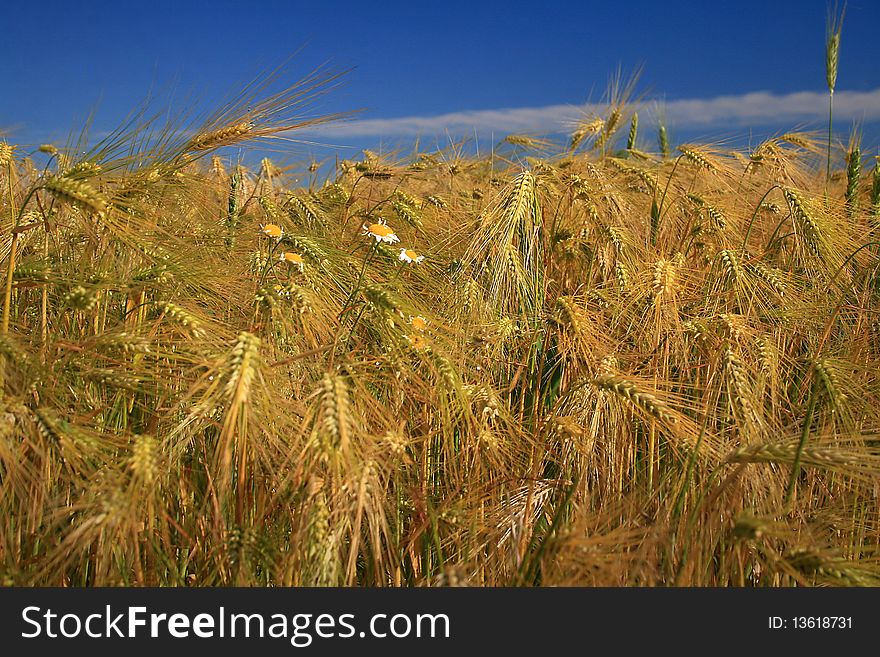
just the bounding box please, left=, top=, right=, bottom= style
left=303, top=88, right=880, bottom=138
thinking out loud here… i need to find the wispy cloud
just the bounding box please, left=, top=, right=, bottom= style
left=304, top=88, right=880, bottom=138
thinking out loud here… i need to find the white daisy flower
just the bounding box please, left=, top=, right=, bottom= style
left=398, top=248, right=425, bottom=264
left=363, top=219, right=400, bottom=244
left=280, top=251, right=305, bottom=271
left=260, top=223, right=284, bottom=239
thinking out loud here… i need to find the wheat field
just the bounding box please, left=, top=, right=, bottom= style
left=1, top=49, right=880, bottom=587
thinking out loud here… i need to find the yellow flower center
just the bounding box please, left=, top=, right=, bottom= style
left=368, top=223, right=394, bottom=237
left=411, top=316, right=427, bottom=331
left=405, top=249, right=419, bottom=260
left=262, top=224, right=283, bottom=238
left=283, top=252, right=304, bottom=264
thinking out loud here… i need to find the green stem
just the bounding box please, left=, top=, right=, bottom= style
left=672, top=378, right=720, bottom=521
left=826, top=91, right=834, bottom=185
left=672, top=464, right=729, bottom=585
left=519, top=474, right=579, bottom=586
left=741, top=184, right=782, bottom=252
left=2, top=161, right=18, bottom=336
left=657, top=156, right=683, bottom=215
left=785, top=376, right=818, bottom=507
left=0, top=176, right=42, bottom=337
left=337, top=242, right=379, bottom=353
left=339, top=242, right=376, bottom=318
left=761, top=212, right=794, bottom=255
left=827, top=242, right=880, bottom=286
left=653, top=155, right=685, bottom=242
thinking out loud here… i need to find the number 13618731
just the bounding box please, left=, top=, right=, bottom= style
left=769, top=617, right=852, bottom=630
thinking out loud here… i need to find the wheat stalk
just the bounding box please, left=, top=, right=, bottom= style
left=658, top=123, right=670, bottom=158
left=627, top=113, right=638, bottom=151
left=718, top=249, right=742, bottom=285
left=746, top=260, right=786, bottom=296
left=319, top=372, right=352, bottom=458
left=825, top=3, right=845, bottom=182
left=590, top=375, right=676, bottom=423
left=845, top=138, right=860, bottom=217
left=723, top=345, right=759, bottom=432
left=783, top=188, right=824, bottom=259
left=43, top=175, right=108, bottom=215
left=189, top=122, right=253, bottom=152
left=678, top=145, right=717, bottom=174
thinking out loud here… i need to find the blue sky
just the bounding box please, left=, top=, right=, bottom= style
left=3, top=0, right=880, bottom=154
